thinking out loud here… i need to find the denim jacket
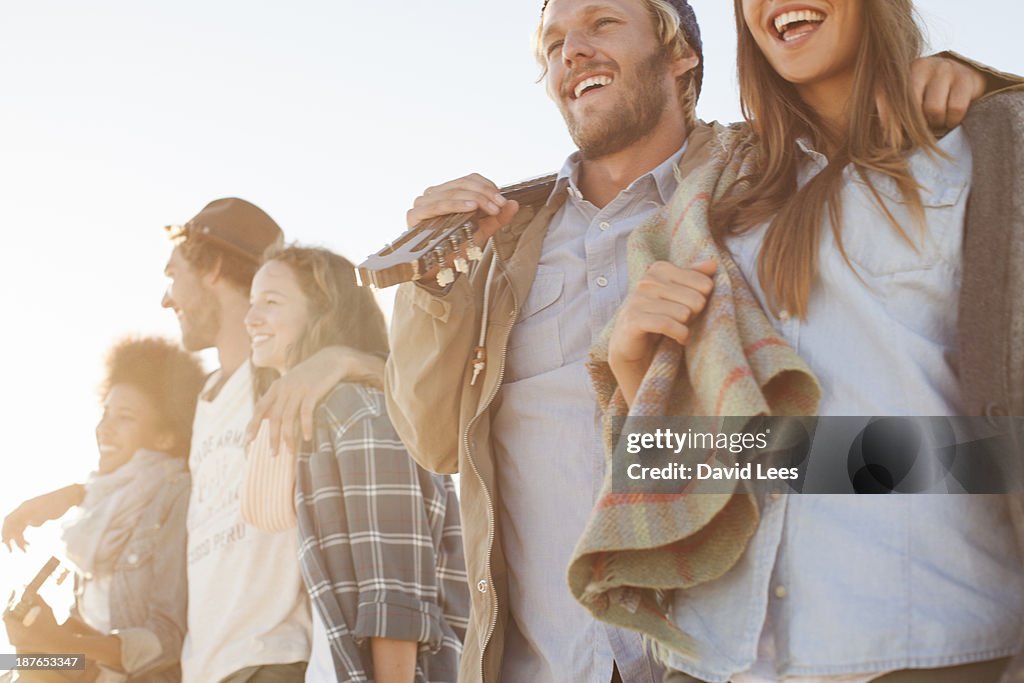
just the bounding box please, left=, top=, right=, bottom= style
left=73, top=468, right=189, bottom=682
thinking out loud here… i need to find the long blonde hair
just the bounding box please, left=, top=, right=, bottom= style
left=711, top=0, right=941, bottom=318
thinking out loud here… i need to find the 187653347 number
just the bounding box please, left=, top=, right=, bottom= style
left=0, top=654, right=86, bottom=670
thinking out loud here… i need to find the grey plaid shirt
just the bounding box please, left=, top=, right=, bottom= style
left=296, top=383, right=469, bottom=682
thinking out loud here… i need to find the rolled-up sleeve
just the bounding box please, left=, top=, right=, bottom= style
left=335, top=404, right=446, bottom=650
left=296, top=384, right=470, bottom=679
left=300, top=385, right=453, bottom=654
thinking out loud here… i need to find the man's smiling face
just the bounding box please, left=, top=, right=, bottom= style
left=540, top=0, right=688, bottom=159
left=162, top=246, right=221, bottom=352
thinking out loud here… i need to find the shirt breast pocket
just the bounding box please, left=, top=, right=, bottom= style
left=840, top=172, right=967, bottom=343
left=115, top=523, right=161, bottom=572
left=842, top=172, right=967, bottom=277
left=505, top=266, right=565, bottom=383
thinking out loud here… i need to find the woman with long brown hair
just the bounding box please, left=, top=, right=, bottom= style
left=607, top=1, right=1023, bottom=681
left=244, top=246, right=468, bottom=683
left=715, top=0, right=961, bottom=322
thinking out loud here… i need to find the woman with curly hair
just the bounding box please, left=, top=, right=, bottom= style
left=3, top=337, right=205, bottom=682
left=244, top=246, right=468, bottom=683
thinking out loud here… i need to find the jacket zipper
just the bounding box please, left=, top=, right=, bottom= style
left=463, top=246, right=517, bottom=683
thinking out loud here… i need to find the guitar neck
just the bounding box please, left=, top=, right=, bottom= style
left=498, top=173, right=559, bottom=205
left=24, top=557, right=60, bottom=597
left=6, top=556, right=60, bottom=619
left=357, top=173, right=558, bottom=289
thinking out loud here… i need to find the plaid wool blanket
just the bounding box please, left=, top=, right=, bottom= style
left=566, top=122, right=821, bottom=658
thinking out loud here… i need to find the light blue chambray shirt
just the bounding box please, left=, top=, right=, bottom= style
left=491, top=143, right=686, bottom=683
left=666, top=128, right=1024, bottom=683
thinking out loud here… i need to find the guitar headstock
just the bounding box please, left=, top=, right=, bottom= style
left=4, top=556, right=62, bottom=623
left=357, top=173, right=557, bottom=289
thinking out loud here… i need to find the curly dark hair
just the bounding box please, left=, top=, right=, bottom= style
left=100, top=337, right=207, bottom=458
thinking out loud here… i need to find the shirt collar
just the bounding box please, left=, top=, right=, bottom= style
left=795, top=136, right=829, bottom=167
left=793, top=130, right=971, bottom=202
left=547, top=140, right=689, bottom=207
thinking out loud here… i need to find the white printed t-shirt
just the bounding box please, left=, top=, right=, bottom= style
left=181, top=361, right=311, bottom=683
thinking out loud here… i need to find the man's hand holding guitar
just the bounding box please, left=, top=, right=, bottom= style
left=358, top=172, right=555, bottom=290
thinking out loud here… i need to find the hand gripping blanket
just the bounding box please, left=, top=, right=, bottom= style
left=567, top=122, right=821, bottom=659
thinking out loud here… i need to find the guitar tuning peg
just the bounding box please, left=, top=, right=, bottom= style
left=461, top=224, right=483, bottom=261
left=447, top=237, right=468, bottom=273
left=436, top=268, right=456, bottom=287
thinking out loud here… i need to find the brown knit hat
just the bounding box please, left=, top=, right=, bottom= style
left=165, top=197, right=283, bottom=263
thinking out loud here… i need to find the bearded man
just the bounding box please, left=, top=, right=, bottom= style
left=383, top=2, right=996, bottom=682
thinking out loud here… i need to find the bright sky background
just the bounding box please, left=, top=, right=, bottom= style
left=0, top=0, right=1021, bottom=653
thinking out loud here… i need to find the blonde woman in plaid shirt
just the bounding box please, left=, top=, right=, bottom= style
left=245, top=246, right=469, bottom=683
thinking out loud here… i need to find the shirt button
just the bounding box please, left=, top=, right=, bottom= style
left=477, top=580, right=489, bottom=593
left=127, top=554, right=139, bottom=566
left=778, top=310, right=791, bottom=322
left=599, top=221, right=610, bottom=231
left=771, top=492, right=782, bottom=502
left=596, top=276, right=609, bottom=288
left=775, top=585, right=787, bottom=599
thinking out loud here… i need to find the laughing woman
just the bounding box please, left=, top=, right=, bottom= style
left=607, top=1, right=1024, bottom=682
left=701, top=1, right=1020, bottom=681
left=3, top=338, right=205, bottom=682
left=244, top=246, right=468, bottom=683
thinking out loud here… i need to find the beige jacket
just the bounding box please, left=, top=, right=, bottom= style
left=386, top=196, right=559, bottom=683
left=385, top=128, right=716, bottom=683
